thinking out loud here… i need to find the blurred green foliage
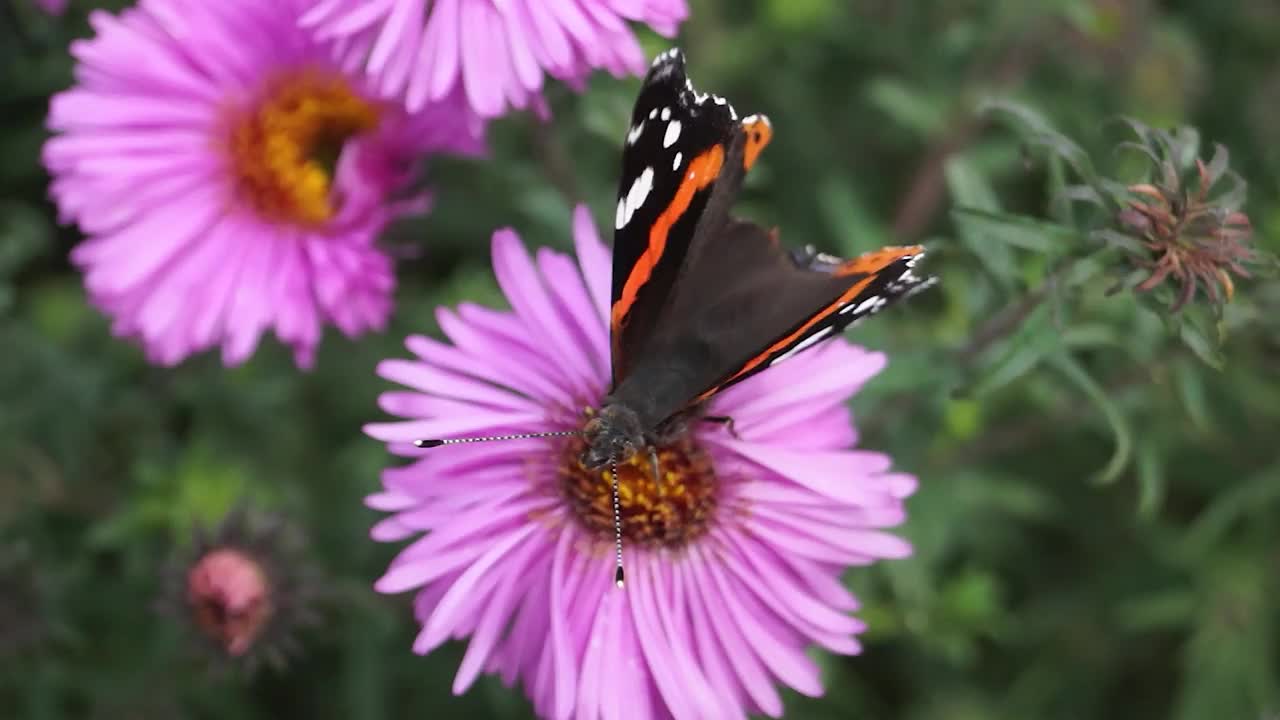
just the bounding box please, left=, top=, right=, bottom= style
left=3, top=0, right=1280, bottom=718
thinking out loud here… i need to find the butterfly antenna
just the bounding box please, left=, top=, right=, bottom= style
left=611, top=458, right=625, bottom=589
left=412, top=430, right=582, bottom=448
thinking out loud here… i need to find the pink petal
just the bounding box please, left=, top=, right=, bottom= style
left=572, top=204, right=612, bottom=325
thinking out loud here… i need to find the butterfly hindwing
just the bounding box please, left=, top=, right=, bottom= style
left=609, top=48, right=746, bottom=386
left=686, top=225, right=935, bottom=401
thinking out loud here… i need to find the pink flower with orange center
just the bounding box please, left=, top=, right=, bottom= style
left=44, top=0, right=484, bottom=367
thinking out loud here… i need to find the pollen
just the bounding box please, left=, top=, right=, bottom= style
left=227, top=71, right=379, bottom=226
left=559, top=435, right=719, bottom=547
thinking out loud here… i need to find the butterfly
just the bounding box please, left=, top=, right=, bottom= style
left=416, top=48, right=935, bottom=586
left=581, top=48, right=934, bottom=469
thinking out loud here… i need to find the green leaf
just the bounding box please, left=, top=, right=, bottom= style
left=1061, top=323, right=1122, bottom=349
left=1173, top=359, right=1213, bottom=432
left=1090, top=228, right=1147, bottom=255
left=1175, top=553, right=1277, bottom=720
left=1048, top=353, right=1133, bottom=484
left=1135, top=436, right=1166, bottom=519
left=950, top=206, right=1078, bottom=253
left=964, top=303, right=1058, bottom=397
left=1181, top=461, right=1280, bottom=559
left=1179, top=319, right=1225, bottom=370
left=945, top=155, right=1014, bottom=280
left=980, top=98, right=1113, bottom=210
left=865, top=77, right=946, bottom=137
left=945, top=155, right=1000, bottom=211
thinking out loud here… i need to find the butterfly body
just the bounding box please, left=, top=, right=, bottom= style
left=578, top=48, right=936, bottom=472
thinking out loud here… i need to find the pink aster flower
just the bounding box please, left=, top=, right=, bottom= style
left=365, top=205, right=918, bottom=719
left=44, top=0, right=484, bottom=368
left=300, top=0, right=689, bottom=118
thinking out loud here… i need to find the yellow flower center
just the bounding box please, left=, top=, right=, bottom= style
left=228, top=71, right=379, bottom=226
left=558, top=434, right=719, bottom=547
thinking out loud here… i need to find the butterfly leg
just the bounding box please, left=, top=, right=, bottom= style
left=702, top=415, right=740, bottom=439
left=788, top=244, right=845, bottom=273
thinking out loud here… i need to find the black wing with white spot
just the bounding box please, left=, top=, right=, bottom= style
left=609, top=48, right=747, bottom=387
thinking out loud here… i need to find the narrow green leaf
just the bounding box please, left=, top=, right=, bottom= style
left=981, top=98, right=1113, bottom=210
left=946, top=155, right=1015, bottom=281
left=965, top=304, right=1057, bottom=397
left=950, top=206, right=1078, bottom=252
left=865, top=78, right=946, bottom=137
left=1179, top=321, right=1225, bottom=370
left=1180, top=461, right=1280, bottom=559
left=944, top=155, right=1000, bottom=211
left=1091, top=228, right=1147, bottom=255
left=1048, top=353, right=1133, bottom=484
left=1173, top=360, right=1213, bottom=432
left=1135, top=436, right=1166, bottom=519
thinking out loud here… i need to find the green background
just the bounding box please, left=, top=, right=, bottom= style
left=3, top=0, right=1279, bottom=718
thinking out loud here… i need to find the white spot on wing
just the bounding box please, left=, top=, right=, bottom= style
left=841, top=296, right=886, bottom=315
left=861, top=296, right=886, bottom=313
left=626, top=121, right=645, bottom=146
left=660, top=107, right=672, bottom=121
left=663, top=120, right=682, bottom=148
left=652, top=48, right=679, bottom=68
left=615, top=197, right=627, bottom=229
left=649, top=108, right=658, bottom=120
left=672, top=151, right=683, bottom=170
left=770, top=327, right=834, bottom=366
left=620, top=166, right=655, bottom=228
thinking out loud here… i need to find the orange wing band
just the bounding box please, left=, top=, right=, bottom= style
left=833, top=245, right=924, bottom=277
left=696, top=245, right=924, bottom=400
left=611, top=145, right=726, bottom=333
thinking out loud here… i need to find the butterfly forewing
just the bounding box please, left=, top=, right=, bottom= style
left=609, top=48, right=743, bottom=386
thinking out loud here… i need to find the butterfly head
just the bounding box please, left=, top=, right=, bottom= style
left=580, top=402, right=647, bottom=470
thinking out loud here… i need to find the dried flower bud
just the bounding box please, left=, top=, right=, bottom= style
left=1115, top=146, right=1259, bottom=313
left=186, top=548, right=273, bottom=657
left=161, top=504, right=320, bottom=673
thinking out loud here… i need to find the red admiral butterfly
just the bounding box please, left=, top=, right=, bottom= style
left=416, top=48, right=935, bottom=587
